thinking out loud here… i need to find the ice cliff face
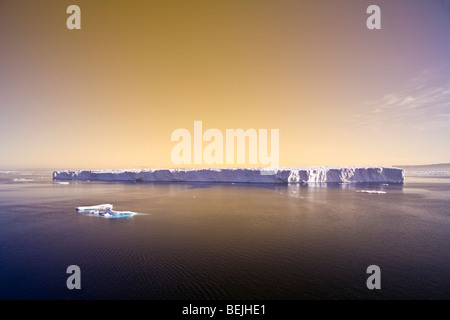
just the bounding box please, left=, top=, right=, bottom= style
left=53, top=167, right=404, bottom=184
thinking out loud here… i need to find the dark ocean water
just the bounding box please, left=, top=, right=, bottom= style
left=0, top=171, right=449, bottom=300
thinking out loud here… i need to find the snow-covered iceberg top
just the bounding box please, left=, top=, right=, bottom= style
left=75, top=204, right=138, bottom=218
left=53, top=167, right=404, bottom=184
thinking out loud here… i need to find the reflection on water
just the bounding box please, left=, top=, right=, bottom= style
left=0, top=171, right=449, bottom=299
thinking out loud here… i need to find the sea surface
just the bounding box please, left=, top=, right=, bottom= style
left=0, top=170, right=449, bottom=300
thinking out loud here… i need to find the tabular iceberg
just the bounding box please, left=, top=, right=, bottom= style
left=53, top=167, right=404, bottom=184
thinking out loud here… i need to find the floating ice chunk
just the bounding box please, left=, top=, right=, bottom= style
left=88, top=210, right=137, bottom=218
left=76, top=204, right=114, bottom=212
left=356, top=190, right=386, bottom=194
left=75, top=204, right=138, bottom=218
left=102, top=210, right=137, bottom=218
left=13, top=178, right=34, bottom=182
left=56, top=182, right=69, bottom=185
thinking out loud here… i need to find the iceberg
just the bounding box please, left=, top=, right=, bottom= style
left=356, top=190, right=387, bottom=194
left=13, top=178, right=34, bottom=182
left=76, top=204, right=114, bottom=212
left=86, top=210, right=137, bottom=218
left=54, top=167, right=404, bottom=184
left=76, top=204, right=137, bottom=218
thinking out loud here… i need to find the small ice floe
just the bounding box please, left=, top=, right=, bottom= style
left=13, top=178, right=34, bottom=182
left=76, top=204, right=137, bottom=218
left=56, top=181, right=69, bottom=185
left=356, top=190, right=386, bottom=194
left=91, top=210, right=137, bottom=218
left=76, top=204, right=114, bottom=212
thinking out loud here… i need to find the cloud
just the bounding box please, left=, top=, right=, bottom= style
left=352, top=67, right=450, bottom=132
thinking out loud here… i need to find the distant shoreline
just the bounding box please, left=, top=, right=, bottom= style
left=395, top=163, right=450, bottom=172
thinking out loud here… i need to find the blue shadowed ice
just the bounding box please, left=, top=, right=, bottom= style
left=76, top=204, right=138, bottom=218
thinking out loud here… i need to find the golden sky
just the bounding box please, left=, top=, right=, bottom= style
left=1, top=0, right=449, bottom=169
